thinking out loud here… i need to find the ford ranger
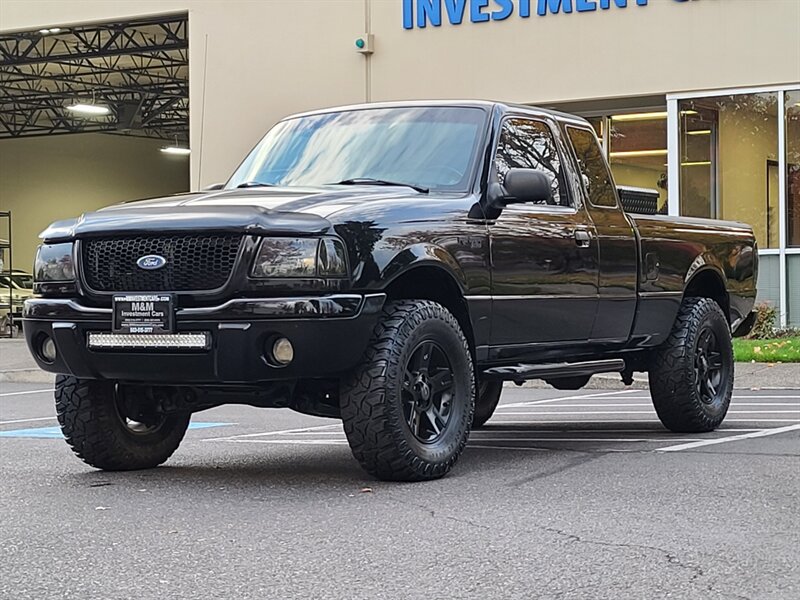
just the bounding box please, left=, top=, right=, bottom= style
left=23, top=101, right=757, bottom=481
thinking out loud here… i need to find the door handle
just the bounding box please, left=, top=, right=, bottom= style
left=574, top=230, right=591, bottom=248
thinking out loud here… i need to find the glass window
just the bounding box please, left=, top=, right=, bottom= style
left=494, top=118, right=570, bottom=207
left=679, top=93, right=779, bottom=249
left=787, top=91, right=800, bottom=247
left=566, top=126, right=618, bottom=208
left=609, top=113, right=668, bottom=213
left=586, top=117, right=604, bottom=140
left=226, top=107, right=487, bottom=192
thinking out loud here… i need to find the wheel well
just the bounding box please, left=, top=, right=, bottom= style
left=383, top=266, right=475, bottom=352
left=684, top=270, right=730, bottom=322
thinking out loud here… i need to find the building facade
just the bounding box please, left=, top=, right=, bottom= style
left=1, top=0, right=799, bottom=323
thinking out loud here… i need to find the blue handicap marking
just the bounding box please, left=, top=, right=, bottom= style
left=0, top=422, right=232, bottom=439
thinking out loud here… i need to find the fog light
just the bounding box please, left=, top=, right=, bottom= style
left=41, top=336, right=57, bottom=362
left=271, top=337, right=294, bottom=366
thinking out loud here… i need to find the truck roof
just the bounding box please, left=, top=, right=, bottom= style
left=282, top=100, right=591, bottom=128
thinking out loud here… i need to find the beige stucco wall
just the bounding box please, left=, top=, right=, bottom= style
left=0, top=134, right=189, bottom=271
left=2, top=0, right=798, bottom=190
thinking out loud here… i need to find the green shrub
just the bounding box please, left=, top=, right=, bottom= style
left=748, top=303, right=777, bottom=340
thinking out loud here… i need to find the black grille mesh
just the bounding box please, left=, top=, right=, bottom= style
left=81, top=234, right=242, bottom=292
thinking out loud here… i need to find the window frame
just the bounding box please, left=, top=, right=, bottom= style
left=563, top=124, right=620, bottom=210
left=491, top=115, right=577, bottom=213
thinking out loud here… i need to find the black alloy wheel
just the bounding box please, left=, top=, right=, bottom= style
left=649, top=297, right=734, bottom=433
left=340, top=300, right=475, bottom=481
left=694, top=326, right=726, bottom=405
left=401, top=341, right=455, bottom=443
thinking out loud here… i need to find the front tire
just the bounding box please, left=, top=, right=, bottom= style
left=55, top=375, right=190, bottom=470
left=340, top=300, right=475, bottom=481
left=649, top=298, right=734, bottom=433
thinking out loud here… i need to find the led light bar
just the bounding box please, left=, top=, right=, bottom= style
left=87, top=332, right=209, bottom=349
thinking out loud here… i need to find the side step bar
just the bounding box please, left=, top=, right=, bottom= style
left=481, top=359, right=625, bottom=382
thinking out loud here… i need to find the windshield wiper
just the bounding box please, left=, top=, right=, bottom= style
left=236, top=181, right=276, bottom=188
left=332, top=178, right=429, bottom=194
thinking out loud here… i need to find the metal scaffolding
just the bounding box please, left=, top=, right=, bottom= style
left=0, top=14, right=188, bottom=140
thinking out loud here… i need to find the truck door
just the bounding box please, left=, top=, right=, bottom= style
left=563, top=125, right=638, bottom=343
left=488, top=117, right=599, bottom=348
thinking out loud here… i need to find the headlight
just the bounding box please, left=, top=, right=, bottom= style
left=251, top=238, right=347, bottom=278
left=34, top=243, right=75, bottom=282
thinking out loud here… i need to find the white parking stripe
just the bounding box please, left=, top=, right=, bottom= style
left=0, top=416, right=56, bottom=425
left=469, top=437, right=703, bottom=443
left=617, top=395, right=799, bottom=400
left=658, top=424, right=800, bottom=452
left=215, top=438, right=350, bottom=445
left=202, top=423, right=340, bottom=442
left=500, top=389, right=639, bottom=409
left=0, top=389, right=54, bottom=398
left=496, top=410, right=799, bottom=416
left=530, top=403, right=799, bottom=408
left=488, top=419, right=798, bottom=425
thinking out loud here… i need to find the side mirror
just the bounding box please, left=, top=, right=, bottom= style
left=203, top=182, right=225, bottom=191
left=502, top=169, right=552, bottom=205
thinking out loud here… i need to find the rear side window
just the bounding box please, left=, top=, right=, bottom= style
left=494, top=118, right=571, bottom=207
left=566, top=126, right=618, bottom=208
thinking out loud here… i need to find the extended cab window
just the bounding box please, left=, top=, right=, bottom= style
left=566, top=126, right=618, bottom=208
left=494, top=119, right=570, bottom=207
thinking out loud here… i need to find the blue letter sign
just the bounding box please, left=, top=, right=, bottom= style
left=403, top=0, right=691, bottom=30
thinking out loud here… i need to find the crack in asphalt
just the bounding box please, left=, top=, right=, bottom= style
left=530, top=523, right=706, bottom=582
left=392, top=495, right=709, bottom=587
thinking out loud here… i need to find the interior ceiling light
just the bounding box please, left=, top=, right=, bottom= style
left=609, top=149, right=668, bottom=158
left=160, top=146, right=191, bottom=155
left=161, top=134, right=190, bottom=155
left=38, top=27, right=63, bottom=35
left=66, top=103, right=111, bottom=116
left=611, top=112, right=668, bottom=122
left=611, top=110, right=698, bottom=122
left=687, top=129, right=712, bottom=136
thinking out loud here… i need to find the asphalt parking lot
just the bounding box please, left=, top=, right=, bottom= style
left=1, top=381, right=798, bottom=600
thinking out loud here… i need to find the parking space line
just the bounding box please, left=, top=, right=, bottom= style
left=496, top=410, right=799, bottom=416
left=468, top=445, right=549, bottom=452
left=617, top=395, right=799, bottom=400
left=202, top=423, right=340, bottom=442
left=216, top=438, right=350, bottom=445
left=0, top=389, right=54, bottom=398
left=489, top=418, right=798, bottom=425
left=545, top=403, right=798, bottom=408
left=470, top=437, right=702, bottom=443
left=657, top=424, right=800, bottom=452
left=500, top=389, right=639, bottom=409
left=0, top=416, right=56, bottom=425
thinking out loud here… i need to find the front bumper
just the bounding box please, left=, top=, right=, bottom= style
left=23, top=294, right=385, bottom=384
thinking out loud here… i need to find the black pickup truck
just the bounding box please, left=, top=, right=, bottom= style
left=24, top=101, right=757, bottom=481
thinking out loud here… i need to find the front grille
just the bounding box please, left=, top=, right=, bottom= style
left=82, top=234, right=242, bottom=292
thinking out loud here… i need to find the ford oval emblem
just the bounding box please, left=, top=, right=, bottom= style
left=136, top=255, right=167, bottom=270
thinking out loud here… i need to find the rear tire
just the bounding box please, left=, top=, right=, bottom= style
left=472, top=381, right=502, bottom=428
left=649, top=298, right=734, bottom=433
left=55, top=375, right=190, bottom=470
left=340, top=300, right=475, bottom=481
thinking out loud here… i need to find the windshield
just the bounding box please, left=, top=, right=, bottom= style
left=226, top=107, right=487, bottom=192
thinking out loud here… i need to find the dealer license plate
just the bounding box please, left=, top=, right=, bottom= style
left=112, top=294, right=174, bottom=335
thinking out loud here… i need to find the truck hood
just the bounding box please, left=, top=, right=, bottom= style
left=39, top=186, right=427, bottom=242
